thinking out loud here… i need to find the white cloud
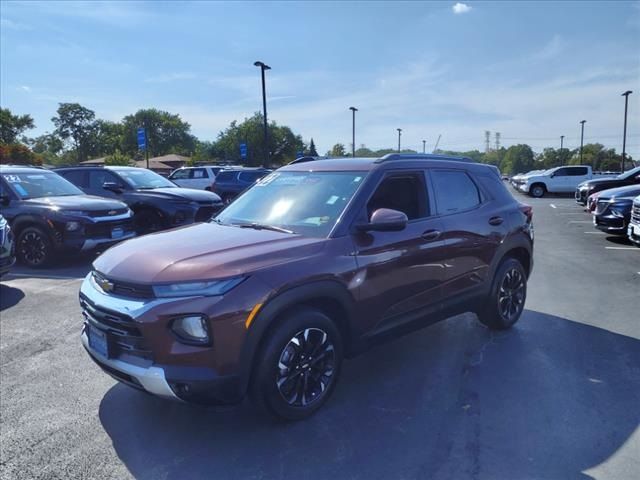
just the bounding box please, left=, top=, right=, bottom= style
left=452, top=3, right=472, bottom=14
left=533, top=34, right=566, bottom=61
left=19, top=85, right=31, bottom=92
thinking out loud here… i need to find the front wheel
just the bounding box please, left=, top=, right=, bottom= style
left=529, top=184, right=546, bottom=198
left=17, top=226, right=52, bottom=268
left=477, top=258, right=527, bottom=330
left=250, top=307, right=344, bottom=421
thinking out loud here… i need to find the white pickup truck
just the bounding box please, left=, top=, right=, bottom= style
left=512, top=166, right=614, bottom=198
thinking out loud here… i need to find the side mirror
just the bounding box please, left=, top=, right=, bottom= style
left=356, top=208, right=408, bottom=232
left=0, top=194, right=10, bottom=206
left=102, top=182, right=123, bottom=193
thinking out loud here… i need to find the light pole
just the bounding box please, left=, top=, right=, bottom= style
left=254, top=61, right=271, bottom=167
left=621, top=90, right=633, bottom=172
left=349, top=107, right=358, bottom=157
left=397, top=128, right=402, bottom=153
left=579, top=120, right=586, bottom=164
left=560, top=135, right=564, bottom=165
left=422, top=139, right=426, bottom=154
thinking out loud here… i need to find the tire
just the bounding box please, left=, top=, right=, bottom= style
left=134, top=209, right=165, bottom=234
left=529, top=184, right=546, bottom=198
left=250, top=307, right=344, bottom=421
left=16, top=226, right=52, bottom=268
left=477, top=258, right=527, bottom=330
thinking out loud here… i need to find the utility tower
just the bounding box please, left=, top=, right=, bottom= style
left=485, top=131, right=491, bottom=152
left=495, top=132, right=501, bottom=150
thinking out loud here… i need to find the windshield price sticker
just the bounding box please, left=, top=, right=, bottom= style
left=3, top=174, right=21, bottom=183
left=256, top=173, right=279, bottom=186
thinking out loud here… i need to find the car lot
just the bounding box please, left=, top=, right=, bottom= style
left=1, top=193, right=639, bottom=479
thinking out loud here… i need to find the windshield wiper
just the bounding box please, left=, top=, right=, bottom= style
left=233, top=222, right=295, bottom=234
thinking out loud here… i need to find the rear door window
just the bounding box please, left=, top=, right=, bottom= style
left=215, top=171, right=236, bottom=182
left=192, top=168, right=208, bottom=179
left=567, top=167, right=588, bottom=176
left=431, top=170, right=481, bottom=215
left=239, top=171, right=267, bottom=183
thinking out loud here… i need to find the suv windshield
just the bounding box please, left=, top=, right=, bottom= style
left=2, top=172, right=83, bottom=199
left=115, top=169, right=176, bottom=189
left=617, top=166, right=640, bottom=180
left=215, top=171, right=365, bottom=237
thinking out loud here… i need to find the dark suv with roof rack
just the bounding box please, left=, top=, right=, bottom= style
left=56, top=166, right=223, bottom=234
left=209, top=167, right=271, bottom=204
left=79, top=154, right=533, bottom=420
left=0, top=165, right=135, bottom=267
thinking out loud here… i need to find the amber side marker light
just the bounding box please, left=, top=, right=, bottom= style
left=245, top=303, right=263, bottom=329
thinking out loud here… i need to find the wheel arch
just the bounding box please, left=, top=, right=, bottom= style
left=529, top=182, right=547, bottom=196
left=238, top=280, right=356, bottom=395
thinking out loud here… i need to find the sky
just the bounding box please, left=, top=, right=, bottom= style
left=1, top=0, right=640, bottom=157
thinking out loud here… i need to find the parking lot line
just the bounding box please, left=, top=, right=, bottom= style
left=584, top=231, right=606, bottom=234
left=558, top=213, right=585, bottom=215
left=550, top=204, right=557, bottom=209
left=568, top=220, right=593, bottom=224
left=604, top=247, right=639, bottom=251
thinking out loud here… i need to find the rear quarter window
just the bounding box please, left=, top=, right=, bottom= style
left=215, top=171, right=237, bottom=182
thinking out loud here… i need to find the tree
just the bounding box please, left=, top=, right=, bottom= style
left=104, top=149, right=132, bottom=166
left=94, top=120, right=125, bottom=156
left=0, top=143, right=42, bottom=165
left=52, top=103, right=98, bottom=163
left=121, top=109, right=195, bottom=158
left=327, top=143, right=347, bottom=157
left=306, top=138, right=318, bottom=156
left=0, top=108, right=35, bottom=144
left=500, top=144, right=535, bottom=175
left=212, top=113, right=304, bottom=166
left=29, top=133, right=65, bottom=165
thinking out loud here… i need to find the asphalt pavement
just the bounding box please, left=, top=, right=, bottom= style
left=1, top=192, right=639, bottom=480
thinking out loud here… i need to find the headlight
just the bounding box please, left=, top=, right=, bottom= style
left=171, top=315, right=210, bottom=345
left=65, top=221, right=81, bottom=231
left=610, top=205, right=629, bottom=218
left=152, top=277, right=245, bottom=298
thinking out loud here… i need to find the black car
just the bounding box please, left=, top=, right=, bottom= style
left=0, top=166, right=135, bottom=267
left=576, top=166, right=640, bottom=205
left=210, top=168, right=271, bottom=204
left=593, top=184, right=640, bottom=234
left=0, top=214, right=16, bottom=276
left=628, top=195, right=640, bottom=246
left=56, top=166, right=223, bottom=233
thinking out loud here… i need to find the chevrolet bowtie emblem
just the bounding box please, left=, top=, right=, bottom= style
left=108, top=210, right=117, bottom=215
left=98, top=278, right=114, bottom=293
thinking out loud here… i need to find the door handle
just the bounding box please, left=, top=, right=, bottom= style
left=488, top=216, right=504, bottom=226
left=422, top=229, right=441, bottom=241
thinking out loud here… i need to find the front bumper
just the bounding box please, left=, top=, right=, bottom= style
left=593, top=214, right=627, bottom=233
left=575, top=188, right=589, bottom=205
left=628, top=222, right=640, bottom=245
left=79, top=273, right=245, bottom=405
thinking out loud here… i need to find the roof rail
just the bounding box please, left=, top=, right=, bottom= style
left=375, top=153, right=475, bottom=164
left=0, top=164, right=47, bottom=169
left=288, top=156, right=326, bottom=165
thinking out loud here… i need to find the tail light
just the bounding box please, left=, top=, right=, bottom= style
left=519, top=203, right=533, bottom=223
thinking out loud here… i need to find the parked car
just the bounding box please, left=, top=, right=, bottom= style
left=0, top=166, right=135, bottom=267
left=79, top=153, right=534, bottom=420
left=210, top=167, right=271, bottom=204
left=168, top=166, right=225, bottom=190
left=586, top=191, right=601, bottom=212
left=576, top=166, right=640, bottom=205
left=0, top=214, right=16, bottom=276
left=628, top=195, right=640, bottom=246
left=510, top=170, right=544, bottom=189
left=514, top=165, right=615, bottom=198
left=56, top=166, right=223, bottom=233
left=592, top=185, right=640, bottom=234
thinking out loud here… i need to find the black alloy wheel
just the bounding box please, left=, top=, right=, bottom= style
left=17, top=227, right=52, bottom=268
left=497, top=268, right=525, bottom=323
left=275, top=328, right=336, bottom=407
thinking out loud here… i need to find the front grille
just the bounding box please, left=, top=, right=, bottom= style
left=84, top=219, right=134, bottom=239
left=88, top=208, right=129, bottom=218
left=80, top=294, right=153, bottom=362
left=92, top=271, right=154, bottom=299
left=632, top=203, right=640, bottom=224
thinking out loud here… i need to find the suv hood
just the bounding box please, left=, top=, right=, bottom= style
left=597, top=185, right=640, bottom=201
left=93, top=222, right=326, bottom=283
left=133, top=187, right=221, bottom=203
left=580, top=178, right=623, bottom=189
left=22, top=195, right=127, bottom=211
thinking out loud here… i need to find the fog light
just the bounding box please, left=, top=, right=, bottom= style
left=65, top=221, right=80, bottom=231
left=171, top=315, right=210, bottom=345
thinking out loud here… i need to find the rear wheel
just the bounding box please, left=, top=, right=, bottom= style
left=477, top=258, right=527, bottom=330
left=250, top=307, right=343, bottom=421
left=17, top=226, right=52, bottom=268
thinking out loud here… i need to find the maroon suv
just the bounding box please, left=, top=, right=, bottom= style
left=80, top=154, right=534, bottom=420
